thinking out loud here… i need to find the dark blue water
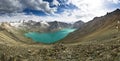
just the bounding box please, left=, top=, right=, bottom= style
left=24, top=28, right=76, bottom=44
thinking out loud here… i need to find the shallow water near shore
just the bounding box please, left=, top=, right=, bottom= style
left=24, top=28, right=76, bottom=44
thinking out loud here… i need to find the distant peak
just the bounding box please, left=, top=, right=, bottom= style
left=114, top=8, right=120, bottom=12
left=106, top=8, right=120, bottom=15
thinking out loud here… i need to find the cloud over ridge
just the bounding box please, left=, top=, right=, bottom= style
left=0, top=0, right=120, bottom=22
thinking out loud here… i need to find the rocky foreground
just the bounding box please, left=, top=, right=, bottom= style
left=0, top=9, right=120, bottom=61
left=0, top=43, right=120, bottom=61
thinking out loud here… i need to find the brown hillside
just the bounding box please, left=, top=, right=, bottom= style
left=60, top=9, right=120, bottom=44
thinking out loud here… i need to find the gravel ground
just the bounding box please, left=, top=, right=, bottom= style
left=0, top=43, right=119, bottom=61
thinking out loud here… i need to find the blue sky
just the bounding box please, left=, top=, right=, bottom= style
left=0, top=0, right=120, bottom=22
left=22, top=0, right=77, bottom=16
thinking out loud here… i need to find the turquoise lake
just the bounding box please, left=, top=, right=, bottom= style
left=24, top=28, right=76, bottom=44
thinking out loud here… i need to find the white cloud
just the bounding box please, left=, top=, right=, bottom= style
left=0, top=13, right=78, bottom=23
left=0, top=13, right=40, bottom=22
left=62, top=0, right=107, bottom=22
left=0, top=0, right=57, bottom=14
left=52, top=0, right=60, bottom=6
left=0, top=0, right=23, bottom=13
left=108, top=0, right=120, bottom=4
left=56, top=0, right=120, bottom=22
left=0, top=0, right=120, bottom=23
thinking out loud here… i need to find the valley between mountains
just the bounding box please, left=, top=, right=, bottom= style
left=0, top=9, right=120, bottom=61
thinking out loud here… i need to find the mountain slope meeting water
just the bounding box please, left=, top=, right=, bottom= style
left=24, top=28, right=76, bottom=44
left=0, top=9, right=119, bottom=61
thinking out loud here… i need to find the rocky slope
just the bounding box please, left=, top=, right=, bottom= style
left=0, top=9, right=119, bottom=61
left=73, top=20, right=84, bottom=29
left=0, top=22, right=36, bottom=44
left=48, top=21, right=72, bottom=31
left=61, top=9, right=120, bottom=44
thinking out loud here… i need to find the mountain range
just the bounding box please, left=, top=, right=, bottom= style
left=0, top=9, right=120, bottom=61
left=10, top=20, right=84, bottom=32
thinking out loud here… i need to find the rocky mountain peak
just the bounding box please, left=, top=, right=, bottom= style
left=114, top=8, right=120, bottom=12
left=107, top=9, right=120, bottom=15
left=73, top=20, right=84, bottom=29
